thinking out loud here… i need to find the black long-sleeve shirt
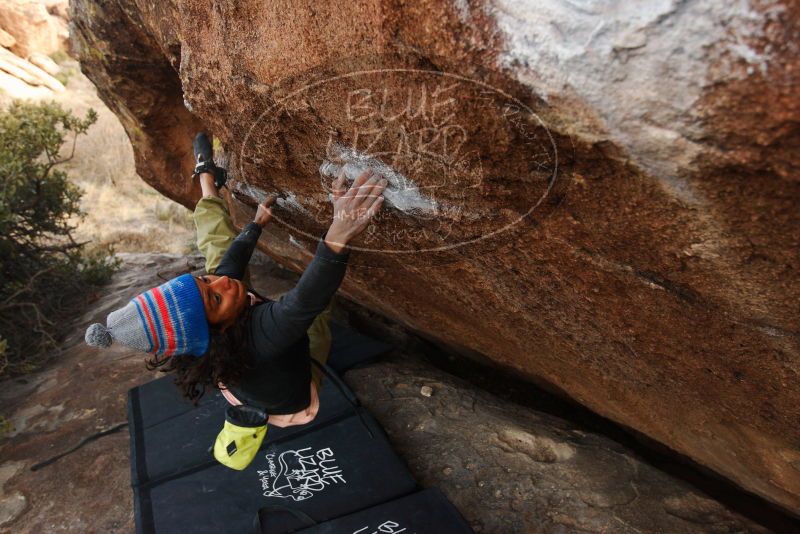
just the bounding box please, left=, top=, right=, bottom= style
left=214, top=222, right=350, bottom=414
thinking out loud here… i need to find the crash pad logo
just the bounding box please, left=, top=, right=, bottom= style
left=351, top=520, right=407, bottom=534
left=257, top=446, right=346, bottom=501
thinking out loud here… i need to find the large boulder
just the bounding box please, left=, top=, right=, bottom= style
left=70, top=0, right=800, bottom=513
left=0, top=1, right=68, bottom=100
left=0, top=0, right=68, bottom=57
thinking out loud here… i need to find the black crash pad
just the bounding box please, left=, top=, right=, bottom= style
left=283, top=488, right=473, bottom=533
left=328, top=320, right=394, bottom=373
left=133, top=410, right=417, bottom=534
left=131, top=373, right=221, bottom=430
left=128, top=367, right=359, bottom=487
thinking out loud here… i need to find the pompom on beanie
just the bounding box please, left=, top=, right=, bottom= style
left=85, top=273, right=210, bottom=357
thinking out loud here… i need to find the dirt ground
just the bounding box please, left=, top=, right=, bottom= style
left=0, top=254, right=184, bottom=533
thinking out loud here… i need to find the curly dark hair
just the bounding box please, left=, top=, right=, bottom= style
left=146, top=303, right=255, bottom=404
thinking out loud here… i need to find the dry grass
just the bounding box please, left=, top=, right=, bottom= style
left=1, top=58, right=196, bottom=254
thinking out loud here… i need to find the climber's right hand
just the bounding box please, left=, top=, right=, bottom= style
left=324, top=168, right=387, bottom=253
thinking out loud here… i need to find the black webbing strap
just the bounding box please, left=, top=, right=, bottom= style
left=192, top=161, right=227, bottom=189
left=253, top=505, right=317, bottom=532
left=311, top=360, right=374, bottom=439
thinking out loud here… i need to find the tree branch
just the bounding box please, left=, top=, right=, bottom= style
left=0, top=265, right=56, bottom=306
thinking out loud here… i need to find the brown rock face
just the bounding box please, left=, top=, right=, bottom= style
left=70, top=0, right=800, bottom=512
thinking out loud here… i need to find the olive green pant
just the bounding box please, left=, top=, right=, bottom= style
left=193, top=196, right=331, bottom=386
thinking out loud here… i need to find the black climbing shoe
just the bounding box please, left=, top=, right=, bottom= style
left=193, top=132, right=213, bottom=165
left=192, top=132, right=228, bottom=189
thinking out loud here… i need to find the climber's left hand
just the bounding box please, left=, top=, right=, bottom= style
left=254, top=196, right=277, bottom=227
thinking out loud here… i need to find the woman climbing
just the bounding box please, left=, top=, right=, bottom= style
left=84, top=132, right=387, bottom=445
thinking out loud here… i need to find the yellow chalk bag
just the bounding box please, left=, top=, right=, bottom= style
left=213, top=405, right=268, bottom=471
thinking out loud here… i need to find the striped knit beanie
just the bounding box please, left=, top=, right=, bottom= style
left=84, top=273, right=210, bottom=358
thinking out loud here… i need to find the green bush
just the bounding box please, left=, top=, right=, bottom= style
left=49, top=50, right=70, bottom=65
left=54, top=67, right=77, bottom=87
left=0, top=101, right=119, bottom=376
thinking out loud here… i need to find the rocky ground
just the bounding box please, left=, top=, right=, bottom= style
left=0, top=252, right=787, bottom=533
left=349, top=357, right=771, bottom=533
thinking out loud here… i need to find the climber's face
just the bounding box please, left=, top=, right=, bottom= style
left=193, top=275, right=248, bottom=332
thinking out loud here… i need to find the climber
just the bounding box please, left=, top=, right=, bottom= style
left=84, top=132, right=387, bottom=436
